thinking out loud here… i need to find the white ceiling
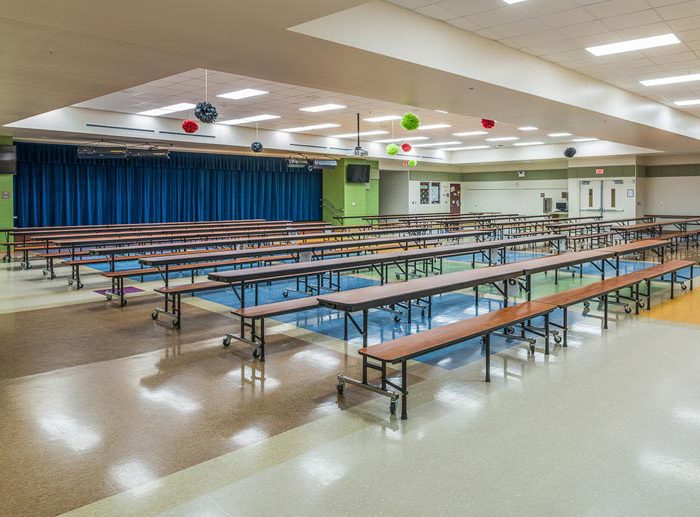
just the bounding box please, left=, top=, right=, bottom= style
left=74, top=68, right=600, bottom=150
left=388, top=0, right=700, bottom=113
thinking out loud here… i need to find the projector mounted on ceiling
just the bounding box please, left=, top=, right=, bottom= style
left=351, top=113, right=368, bottom=157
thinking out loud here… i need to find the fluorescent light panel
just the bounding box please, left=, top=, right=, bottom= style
left=434, top=109, right=449, bottom=114
left=217, top=88, right=269, bottom=100
left=364, top=115, right=401, bottom=122
left=413, top=141, right=462, bottom=148
left=453, top=131, right=488, bottom=137
left=572, top=137, right=598, bottom=142
left=330, top=130, right=388, bottom=138
left=137, top=103, right=195, bottom=116
left=586, top=33, right=679, bottom=57
left=518, top=126, right=538, bottom=131
left=281, top=123, right=340, bottom=132
left=674, top=99, right=700, bottom=106
left=486, top=136, right=518, bottom=142
left=373, top=136, right=429, bottom=143
left=503, top=0, right=527, bottom=4
left=218, top=114, right=280, bottom=125
left=417, top=124, right=451, bottom=130
left=442, top=145, right=490, bottom=151
left=548, top=132, right=572, bottom=137
left=299, top=103, right=346, bottom=112
left=513, top=141, right=544, bottom=146
left=641, top=73, right=700, bottom=86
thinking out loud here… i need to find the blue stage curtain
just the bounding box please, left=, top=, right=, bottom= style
left=14, top=143, right=322, bottom=226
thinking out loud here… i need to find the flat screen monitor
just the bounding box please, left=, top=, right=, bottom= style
left=556, top=202, right=568, bottom=211
left=0, top=145, right=16, bottom=174
left=346, top=164, right=370, bottom=183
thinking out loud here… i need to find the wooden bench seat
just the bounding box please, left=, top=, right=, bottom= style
left=225, top=297, right=322, bottom=360
left=339, top=301, right=556, bottom=419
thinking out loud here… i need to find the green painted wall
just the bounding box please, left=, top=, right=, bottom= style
left=568, top=165, right=635, bottom=178
left=0, top=135, right=13, bottom=242
left=322, top=158, right=379, bottom=225
left=645, top=164, right=700, bottom=177
left=461, top=169, right=567, bottom=182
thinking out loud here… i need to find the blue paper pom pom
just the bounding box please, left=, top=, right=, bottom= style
left=194, top=101, right=218, bottom=123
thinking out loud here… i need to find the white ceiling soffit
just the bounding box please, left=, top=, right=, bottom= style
left=289, top=1, right=700, bottom=153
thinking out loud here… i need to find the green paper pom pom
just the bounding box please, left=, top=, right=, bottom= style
left=401, top=112, right=421, bottom=131
left=408, top=159, right=418, bottom=167
left=386, top=143, right=400, bottom=156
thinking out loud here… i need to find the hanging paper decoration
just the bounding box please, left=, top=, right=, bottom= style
left=181, top=119, right=199, bottom=134
left=194, top=101, right=218, bottom=123
left=481, top=118, right=495, bottom=129
left=401, top=143, right=412, bottom=152
left=401, top=112, right=421, bottom=131
left=408, top=159, right=418, bottom=167
left=251, top=141, right=264, bottom=153
left=564, top=147, right=577, bottom=158
left=386, top=143, right=400, bottom=156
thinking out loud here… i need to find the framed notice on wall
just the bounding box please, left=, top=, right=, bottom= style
left=419, top=182, right=430, bottom=204
left=430, top=182, right=440, bottom=204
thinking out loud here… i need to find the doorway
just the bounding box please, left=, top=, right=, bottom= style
left=450, top=183, right=461, bottom=215
left=578, top=179, right=625, bottom=220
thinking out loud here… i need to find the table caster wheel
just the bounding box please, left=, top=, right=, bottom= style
left=172, top=319, right=179, bottom=328
left=151, top=311, right=159, bottom=320
left=223, top=336, right=231, bottom=347
left=336, top=382, right=345, bottom=395
left=554, top=335, right=562, bottom=344
left=639, top=301, right=645, bottom=308
left=282, top=290, right=289, bottom=297
left=26, top=263, right=32, bottom=270
left=505, top=326, right=514, bottom=335
left=389, top=399, right=397, bottom=415
left=681, top=283, right=687, bottom=290
left=394, top=313, right=401, bottom=322
left=105, top=294, right=113, bottom=301
left=121, top=299, right=128, bottom=306
left=624, top=305, right=632, bottom=314
left=77, top=282, right=83, bottom=289
left=583, top=301, right=590, bottom=308
left=252, top=348, right=261, bottom=359
left=67, top=279, right=73, bottom=286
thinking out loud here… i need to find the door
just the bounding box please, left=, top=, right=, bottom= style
left=450, top=183, right=461, bottom=215
left=579, top=180, right=602, bottom=216
left=601, top=180, right=624, bottom=220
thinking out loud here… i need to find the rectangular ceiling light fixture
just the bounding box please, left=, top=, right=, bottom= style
left=217, top=88, right=269, bottom=100
left=218, top=114, right=280, bottom=125
left=442, top=145, right=490, bottom=151
left=518, top=126, right=538, bottom=131
left=373, top=136, right=429, bottom=143
left=548, top=132, right=572, bottom=137
left=586, top=33, right=680, bottom=57
left=364, top=115, right=402, bottom=122
left=513, top=141, right=544, bottom=146
left=413, top=141, right=462, bottom=148
left=137, top=103, right=196, bottom=116
left=434, top=109, right=449, bottom=114
left=417, top=124, right=451, bottom=130
left=641, top=73, right=700, bottom=86
left=503, top=0, right=527, bottom=4
left=572, top=137, right=598, bottom=142
left=453, top=131, right=488, bottom=136
left=486, top=136, right=519, bottom=142
left=281, top=123, right=340, bottom=132
left=330, top=130, right=389, bottom=138
left=674, top=99, right=700, bottom=106
left=299, top=104, right=346, bottom=112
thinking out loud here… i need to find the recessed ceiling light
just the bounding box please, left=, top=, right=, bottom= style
left=513, top=141, right=544, bottom=146
left=330, top=130, right=389, bottom=138
left=218, top=114, right=280, bottom=125
left=518, top=126, right=538, bottom=131
left=217, top=88, right=269, bottom=100
left=586, top=33, right=680, bottom=57
left=442, top=145, right=490, bottom=151
left=674, top=99, right=700, bottom=106
left=434, top=109, right=449, bottom=114
left=280, top=123, right=340, bottom=133
left=503, top=0, right=527, bottom=4
left=453, top=131, right=488, bottom=137
left=641, top=73, right=700, bottom=86
left=417, top=124, right=451, bottom=130
left=486, top=137, right=519, bottom=142
left=137, top=103, right=196, bottom=116
left=548, top=132, right=572, bottom=137
left=572, top=137, right=598, bottom=142
left=413, top=141, right=462, bottom=148
left=299, top=104, right=346, bottom=112
left=364, top=115, right=402, bottom=122
left=373, top=136, right=429, bottom=143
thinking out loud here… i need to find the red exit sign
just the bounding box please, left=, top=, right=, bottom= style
left=595, top=168, right=605, bottom=175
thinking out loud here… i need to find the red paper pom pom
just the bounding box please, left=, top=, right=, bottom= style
left=401, top=143, right=412, bottom=152
left=182, top=119, right=199, bottom=134
left=481, top=118, right=495, bottom=129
